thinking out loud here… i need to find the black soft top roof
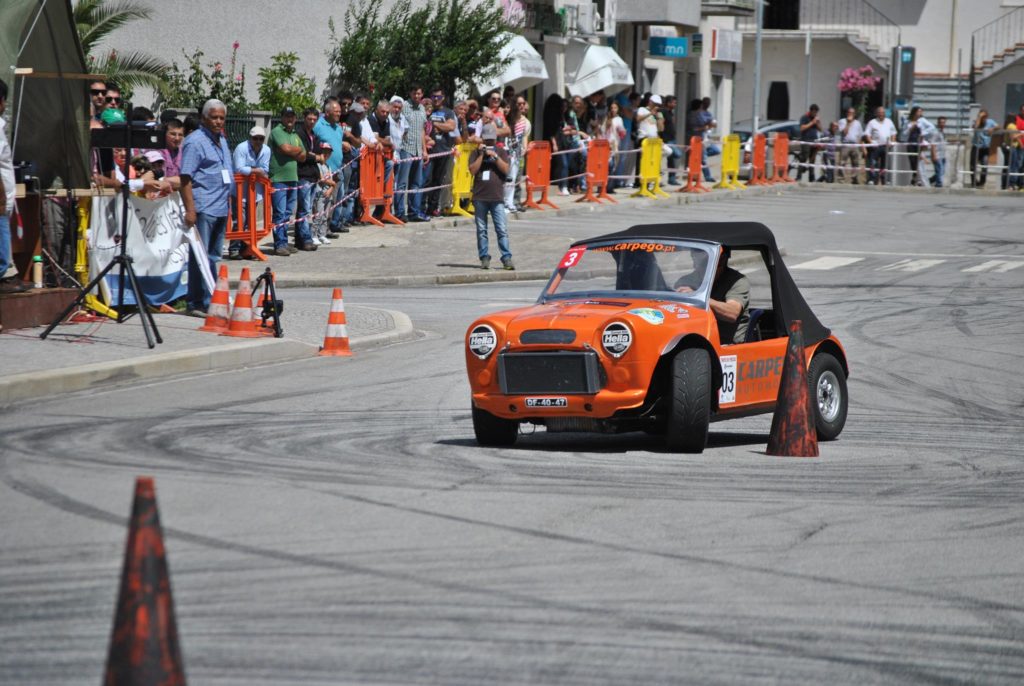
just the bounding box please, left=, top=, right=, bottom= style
left=575, top=222, right=830, bottom=345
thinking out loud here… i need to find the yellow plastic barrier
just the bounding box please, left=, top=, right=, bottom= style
left=631, top=137, right=670, bottom=199
left=76, top=196, right=118, bottom=319
left=714, top=134, right=746, bottom=190
left=449, top=143, right=478, bottom=217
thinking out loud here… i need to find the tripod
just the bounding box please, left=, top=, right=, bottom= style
left=40, top=117, right=165, bottom=348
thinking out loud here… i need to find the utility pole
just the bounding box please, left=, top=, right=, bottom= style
left=805, top=30, right=812, bottom=111
left=752, top=0, right=764, bottom=134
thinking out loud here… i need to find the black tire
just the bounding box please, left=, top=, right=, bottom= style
left=665, top=348, right=711, bottom=453
left=472, top=405, right=518, bottom=446
left=807, top=352, right=848, bottom=440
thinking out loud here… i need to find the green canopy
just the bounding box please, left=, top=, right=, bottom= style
left=0, top=0, right=90, bottom=189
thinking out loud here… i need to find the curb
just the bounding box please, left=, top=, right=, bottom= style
left=272, top=185, right=777, bottom=289
left=0, top=308, right=418, bottom=407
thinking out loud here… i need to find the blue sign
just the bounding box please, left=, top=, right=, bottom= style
left=649, top=36, right=689, bottom=59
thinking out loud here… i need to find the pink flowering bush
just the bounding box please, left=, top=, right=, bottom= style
left=164, top=42, right=249, bottom=113
left=838, top=65, right=881, bottom=117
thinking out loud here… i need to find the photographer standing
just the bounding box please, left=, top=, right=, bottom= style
left=468, top=124, right=513, bottom=270
left=797, top=104, right=823, bottom=182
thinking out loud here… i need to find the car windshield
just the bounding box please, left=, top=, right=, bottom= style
left=540, top=239, right=718, bottom=305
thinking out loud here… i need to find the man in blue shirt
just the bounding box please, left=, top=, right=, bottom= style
left=179, top=99, right=234, bottom=315
left=228, top=126, right=271, bottom=258
left=313, top=96, right=352, bottom=233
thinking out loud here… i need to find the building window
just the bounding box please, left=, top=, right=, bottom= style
left=764, top=0, right=799, bottom=30
left=767, top=81, right=790, bottom=120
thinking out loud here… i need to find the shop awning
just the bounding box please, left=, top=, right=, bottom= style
left=476, top=35, right=549, bottom=95
left=564, top=42, right=634, bottom=98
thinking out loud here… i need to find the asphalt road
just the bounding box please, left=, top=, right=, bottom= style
left=2, top=189, right=1023, bottom=684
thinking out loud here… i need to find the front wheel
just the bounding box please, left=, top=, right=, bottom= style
left=472, top=405, right=519, bottom=446
left=665, top=348, right=711, bottom=453
left=807, top=353, right=848, bottom=440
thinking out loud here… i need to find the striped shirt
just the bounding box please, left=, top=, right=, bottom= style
left=179, top=126, right=234, bottom=217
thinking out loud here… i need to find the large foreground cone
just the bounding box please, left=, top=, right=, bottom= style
left=198, top=265, right=231, bottom=332
left=319, top=288, right=352, bottom=356
left=103, top=477, right=187, bottom=686
left=767, top=320, right=819, bottom=457
left=221, top=267, right=259, bottom=338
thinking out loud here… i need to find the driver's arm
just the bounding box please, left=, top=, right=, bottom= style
left=711, top=274, right=750, bottom=323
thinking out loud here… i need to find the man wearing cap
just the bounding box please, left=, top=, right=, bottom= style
left=228, top=125, right=271, bottom=258
left=468, top=124, right=514, bottom=270
left=179, top=99, right=235, bottom=315
left=635, top=94, right=663, bottom=142
left=269, top=106, right=317, bottom=254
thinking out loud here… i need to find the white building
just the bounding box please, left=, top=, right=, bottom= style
left=731, top=0, right=1024, bottom=131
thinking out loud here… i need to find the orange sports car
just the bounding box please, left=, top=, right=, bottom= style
left=465, top=222, right=849, bottom=452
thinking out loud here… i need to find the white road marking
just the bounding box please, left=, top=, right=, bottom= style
left=961, top=260, right=1024, bottom=273
left=818, top=249, right=1024, bottom=259
left=876, top=259, right=946, bottom=272
left=790, top=256, right=865, bottom=270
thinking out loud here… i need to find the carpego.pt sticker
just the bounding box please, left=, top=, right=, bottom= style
left=628, top=308, right=664, bottom=325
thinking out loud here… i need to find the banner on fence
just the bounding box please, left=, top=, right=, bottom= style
left=88, top=193, right=213, bottom=306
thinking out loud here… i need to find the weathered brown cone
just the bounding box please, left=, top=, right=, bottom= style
left=103, top=477, right=186, bottom=686
left=766, top=320, right=819, bottom=457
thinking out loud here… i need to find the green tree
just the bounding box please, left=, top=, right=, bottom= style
left=325, top=0, right=512, bottom=100
left=73, top=0, right=170, bottom=97
left=256, top=52, right=317, bottom=113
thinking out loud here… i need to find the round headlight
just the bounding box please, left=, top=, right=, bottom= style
left=602, top=322, right=632, bottom=358
left=468, top=324, right=498, bottom=359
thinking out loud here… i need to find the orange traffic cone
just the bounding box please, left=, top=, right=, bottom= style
left=221, top=267, right=260, bottom=338
left=198, top=264, right=232, bottom=332
left=103, top=477, right=187, bottom=686
left=319, top=288, right=352, bottom=356
left=766, top=320, right=819, bottom=457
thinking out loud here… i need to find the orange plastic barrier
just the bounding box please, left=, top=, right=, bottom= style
left=524, top=141, right=559, bottom=210
left=382, top=149, right=403, bottom=224
left=228, top=174, right=272, bottom=260
left=681, top=136, right=709, bottom=193
left=577, top=138, right=616, bottom=204
left=359, top=147, right=403, bottom=226
left=770, top=133, right=795, bottom=183
left=748, top=133, right=770, bottom=186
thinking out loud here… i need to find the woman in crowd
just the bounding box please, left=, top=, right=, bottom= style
left=596, top=100, right=626, bottom=191
left=971, top=108, right=997, bottom=188
left=505, top=94, right=531, bottom=213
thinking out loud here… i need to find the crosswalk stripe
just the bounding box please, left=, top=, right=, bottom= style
left=961, top=260, right=1024, bottom=273
left=877, top=259, right=946, bottom=272
left=790, top=256, right=864, bottom=270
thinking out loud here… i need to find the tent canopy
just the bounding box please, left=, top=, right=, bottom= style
left=564, top=42, right=634, bottom=99
left=0, top=0, right=91, bottom=189
left=476, top=35, right=549, bottom=96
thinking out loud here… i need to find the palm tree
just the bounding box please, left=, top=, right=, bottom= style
left=74, top=0, right=170, bottom=96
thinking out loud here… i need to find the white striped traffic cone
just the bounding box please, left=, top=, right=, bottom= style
left=318, top=288, right=352, bottom=356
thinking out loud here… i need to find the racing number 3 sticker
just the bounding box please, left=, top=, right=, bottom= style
left=559, top=247, right=586, bottom=269
left=719, top=355, right=737, bottom=404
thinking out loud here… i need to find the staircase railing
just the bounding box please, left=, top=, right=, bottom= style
left=737, top=0, right=900, bottom=67
left=970, top=5, right=1024, bottom=97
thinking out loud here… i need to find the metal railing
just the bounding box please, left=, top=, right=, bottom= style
left=736, top=0, right=900, bottom=67
left=970, top=5, right=1024, bottom=95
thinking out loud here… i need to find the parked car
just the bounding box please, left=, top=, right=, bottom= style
left=465, top=222, right=849, bottom=453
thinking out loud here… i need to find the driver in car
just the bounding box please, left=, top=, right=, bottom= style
left=675, top=248, right=750, bottom=344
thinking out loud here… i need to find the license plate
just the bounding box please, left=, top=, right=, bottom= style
left=525, top=397, right=568, bottom=408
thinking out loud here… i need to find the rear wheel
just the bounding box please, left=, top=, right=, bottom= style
left=665, top=348, right=711, bottom=453
left=472, top=405, right=519, bottom=446
left=807, top=353, right=848, bottom=440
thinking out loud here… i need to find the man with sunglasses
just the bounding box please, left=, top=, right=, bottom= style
left=89, top=81, right=108, bottom=125
left=424, top=87, right=456, bottom=216
left=105, top=84, right=122, bottom=111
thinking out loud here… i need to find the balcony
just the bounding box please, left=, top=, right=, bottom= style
left=616, top=0, right=702, bottom=28
left=702, top=0, right=755, bottom=17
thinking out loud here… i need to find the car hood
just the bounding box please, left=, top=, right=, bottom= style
left=491, top=297, right=709, bottom=343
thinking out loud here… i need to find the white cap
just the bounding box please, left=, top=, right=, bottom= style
left=649, top=95, right=663, bottom=105
left=389, top=95, right=404, bottom=105
left=249, top=125, right=266, bottom=137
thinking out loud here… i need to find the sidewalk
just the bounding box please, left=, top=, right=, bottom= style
left=0, top=182, right=773, bottom=406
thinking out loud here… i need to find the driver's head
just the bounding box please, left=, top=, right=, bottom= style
left=691, top=248, right=710, bottom=272
left=716, top=247, right=731, bottom=278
